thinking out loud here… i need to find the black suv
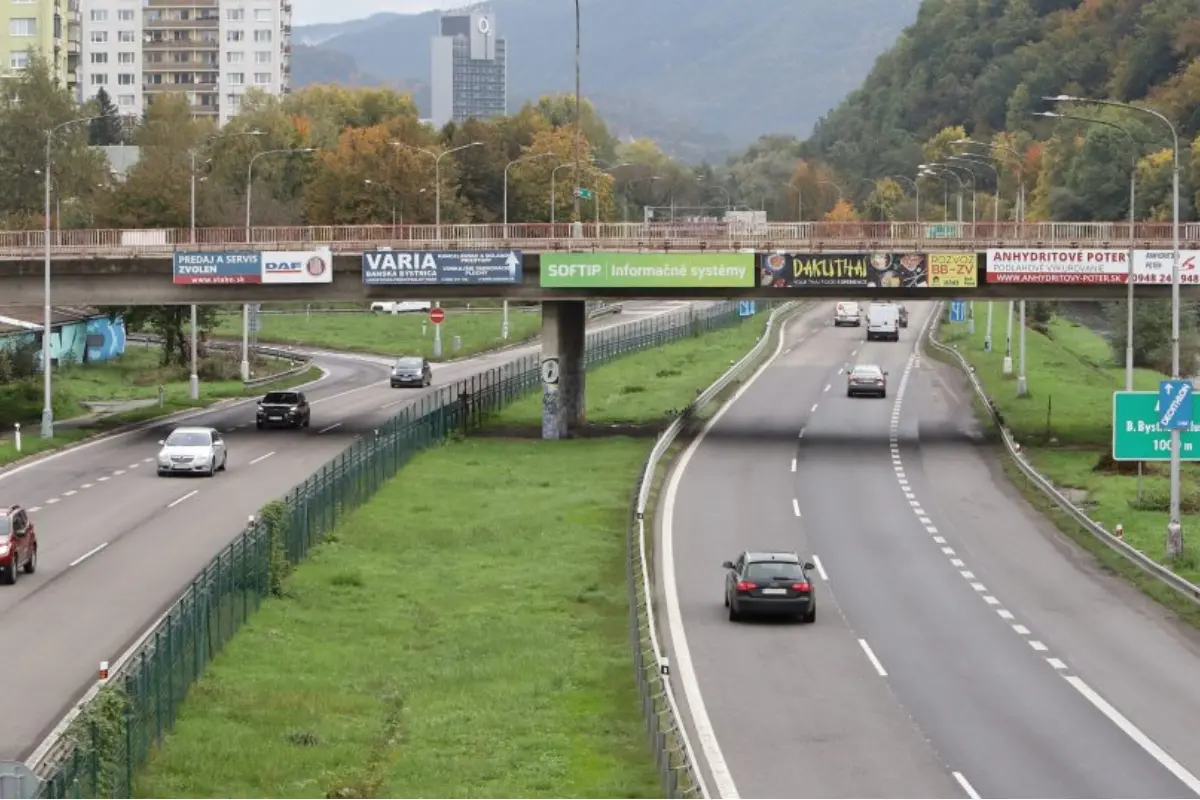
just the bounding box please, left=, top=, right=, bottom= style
left=722, top=551, right=817, bottom=622
left=256, top=391, right=311, bottom=429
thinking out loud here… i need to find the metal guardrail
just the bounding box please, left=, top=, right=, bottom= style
left=27, top=300, right=750, bottom=799
left=924, top=306, right=1200, bottom=604
left=125, top=334, right=313, bottom=388
left=627, top=299, right=805, bottom=797
left=0, top=221, right=1197, bottom=257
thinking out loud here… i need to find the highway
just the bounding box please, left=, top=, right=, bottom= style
left=0, top=300, right=691, bottom=763
left=661, top=300, right=1200, bottom=798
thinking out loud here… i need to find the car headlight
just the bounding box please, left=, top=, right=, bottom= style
left=157, top=451, right=169, bottom=463
left=0, top=543, right=9, bottom=557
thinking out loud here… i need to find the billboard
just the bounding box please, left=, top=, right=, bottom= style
left=173, top=252, right=262, bottom=285
left=540, top=253, right=754, bottom=287
left=261, top=249, right=333, bottom=284
left=927, top=253, right=979, bottom=288
left=362, top=250, right=522, bottom=284
left=986, top=249, right=1130, bottom=283
left=1133, top=250, right=1200, bottom=284
left=758, top=252, right=929, bottom=288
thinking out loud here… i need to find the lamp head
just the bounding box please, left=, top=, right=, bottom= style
left=1032, top=111, right=1059, bottom=118
left=1043, top=94, right=1076, bottom=102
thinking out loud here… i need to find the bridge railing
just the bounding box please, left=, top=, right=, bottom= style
left=0, top=221, right=1198, bottom=256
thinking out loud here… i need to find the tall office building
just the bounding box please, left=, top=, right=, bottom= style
left=79, top=0, right=292, bottom=125
left=0, top=0, right=81, bottom=94
left=429, top=7, right=506, bottom=127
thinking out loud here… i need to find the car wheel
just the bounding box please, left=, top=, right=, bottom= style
left=23, top=548, right=36, bottom=574
left=256, top=421, right=263, bottom=430
left=723, top=591, right=729, bottom=608
left=728, top=604, right=741, bottom=622
left=0, top=564, right=15, bottom=585
left=802, top=606, right=816, bottom=624
left=424, top=375, right=431, bottom=387
left=846, top=391, right=853, bottom=398
left=220, top=453, right=228, bottom=471
left=303, top=416, right=310, bottom=428
left=206, top=463, right=215, bottom=478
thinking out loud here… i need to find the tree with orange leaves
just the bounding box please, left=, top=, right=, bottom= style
left=823, top=200, right=860, bottom=221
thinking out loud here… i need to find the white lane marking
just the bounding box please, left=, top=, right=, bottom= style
left=798, top=428, right=805, bottom=439
left=167, top=490, right=198, bottom=508
left=960, top=570, right=975, bottom=579
left=953, top=771, right=981, bottom=799
left=97, top=476, right=109, bottom=482
left=249, top=451, right=275, bottom=465
left=851, top=349, right=858, bottom=355
left=1012, top=624, right=1030, bottom=635
left=63, top=490, right=76, bottom=497
left=858, top=638, right=888, bottom=677
left=318, top=422, right=342, bottom=434
left=380, top=397, right=408, bottom=409
left=81, top=483, right=93, bottom=489
left=926, top=525, right=938, bottom=534
left=113, top=470, right=125, bottom=476
left=950, top=558, right=965, bottom=568
left=941, top=547, right=955, bottom=556
left=142, top=457, right=153, bottom=462
left=792, top=498, right=801, bottom=517
left=1066, top=675, right=1200, bottom=795
left=1047, top=658, right=1068, bottom=670
left=45, top=498, right=59, bottom=504
left=26, top=506, right=40, bottom=513
left=810, top=403, right=818, bottom=413
left=1029, top=640, right=1048, bottom=651
left=128, top=463, right=139, bottom=469
left=983, top=596, right=1000, bottom=606
left=823, top=383, right=830, bottom=392
left=69, top=542, right=109, bottom=567
left=811, top=554, right=828, bottom=581
left=790, top=457, right=797, bottom=472
left=933, top=535, right=946, bottom=544
left=970, top=582, right=987, bottom=592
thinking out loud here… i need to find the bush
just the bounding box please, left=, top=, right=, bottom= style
left=197, top=354, right=241, bottom=382
left=1128, top=485, right=1200, bottom=514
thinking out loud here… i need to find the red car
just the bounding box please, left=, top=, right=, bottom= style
left=0, top=505, right=37, bottom=584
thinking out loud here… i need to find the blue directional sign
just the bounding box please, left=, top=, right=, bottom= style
left=949, top=300, right=967, bottom=323
left=1157, top=380, right=1194, bottom=429
left=738, top=300, right=757, bottom=317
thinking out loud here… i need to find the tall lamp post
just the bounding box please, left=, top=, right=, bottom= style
left=918, top=169, right=951, bottom=221
left=42, top=115, right=98, bottom=439
left=1045, top=93, right=1182, bottom=557
left=244, top=146, right=314, bottom=381
left=189, top=129, right=263, bottom=400
left=572, top=0, right=582, bottom=230
left=949, top=153, right=1002, bottom=351
left=502, top=151, right=552, bottom=339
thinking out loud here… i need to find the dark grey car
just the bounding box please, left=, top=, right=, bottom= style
left=390, top=356, right=432, bottom=388
left=723, top=551, right=817, bottom=622
left=847, top=364, right=888, bottom=398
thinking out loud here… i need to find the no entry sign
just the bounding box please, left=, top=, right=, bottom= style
left=429, top=307, right=445, bottom=324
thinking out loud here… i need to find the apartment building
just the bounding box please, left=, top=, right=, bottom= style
left=430, top=8, right=506, bottom=127
left=0, top=0, right=82, bottom=93
left=79, top=0, right=291, bottom=124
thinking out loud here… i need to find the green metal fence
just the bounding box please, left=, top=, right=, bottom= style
left=36, top=300, right=756, bottom=799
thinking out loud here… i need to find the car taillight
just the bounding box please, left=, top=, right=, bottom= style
left=736, top=581, right=757, bottom=592
left=792, top=582, right=811, bottom=592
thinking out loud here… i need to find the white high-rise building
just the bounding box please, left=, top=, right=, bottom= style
left=430, top=8, right=506, bottom=128
left=79, top=0, right=292, bottom=125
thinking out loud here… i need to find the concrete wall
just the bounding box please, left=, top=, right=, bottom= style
left=0, top=315, right=127, bottom=367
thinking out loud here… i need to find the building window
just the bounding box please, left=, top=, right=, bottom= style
left=118, top=30, right=135, bottom=42
left=90, top=30, right=108, bottom=43
left=9, top=19, right=37, bottom=37
left=254, top=50, right=271, bottom=64
left=226, top=8, right=244, bottom=20
left=118, top=94, right=135, bottom=107
left=91, top=73, right=107, bottom=85
left=118, top=9, right=134, bottom=21
left=89, top=9, right=107, bottom=21
left=90, top=52, right=108, bottom=64
left=118, top=73, right=136, bottom=85
left=226, top=30, right=244, bottom=42
left=227, top=72, right=243, bottom=85
left=226, top=93, right=242, bottom=107
left=9, top=51, right=29, bottom=69
left=254, top=72, right=271, bottom=84
left=252, top=29, right=271, bottom=42
left=254, top=8, right=272, bottom=21
left=118, top=52, right=135, bottom=64
left=226, top=51, right=243, bottom=64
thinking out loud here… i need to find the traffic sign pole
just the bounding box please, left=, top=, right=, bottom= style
left=431, top=303, right=443, bottom=357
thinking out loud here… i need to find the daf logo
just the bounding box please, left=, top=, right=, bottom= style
left=306, top=255, right=327, bottom=276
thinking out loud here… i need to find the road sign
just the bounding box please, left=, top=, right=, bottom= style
left=949, top=300, right=967, bottom=323
left=1158, top=379, right=1194, bottom=429
left=573, top=187, right=593, bottom=199
left=540, top=357, right=559, bottom=384
left=738, top=300, right=756, bottom=317
left=926, top=223, right=959, bottom=238
left=1113, top=391, right=1200, bottom=460
left=428, top=307, right=445, bottom=324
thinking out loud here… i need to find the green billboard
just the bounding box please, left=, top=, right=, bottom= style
left=539, top=253, right=755, bottom=288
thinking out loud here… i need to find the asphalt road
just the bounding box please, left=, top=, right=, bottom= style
left=0, top=300, right=692, bottom=763
left=661, top=300, right=1200, bottom=798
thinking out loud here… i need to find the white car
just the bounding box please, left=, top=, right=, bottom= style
left=370, top=301, right=432, bottom=314
left=157, top=426, right=228, bottom=477
left=834, top=301, right=861, bottom=326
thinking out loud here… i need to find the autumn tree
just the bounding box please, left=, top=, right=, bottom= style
left=824, top=200, right=860, bottom=221
left=865, top=178, right=907, bottom=221
left=506, top=126, right=606, bottom=223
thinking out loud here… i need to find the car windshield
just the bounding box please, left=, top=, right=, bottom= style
left=745, top=561, right=804, bottom=581
left=395, top=357, right=422, bottom=369
left=165, top=431, right=211, bottom=447
left=262, top=392, right=298, bottom=404
left=0, top=516, right=9, bottom=535
left=853, top=367, right=882, bottom=378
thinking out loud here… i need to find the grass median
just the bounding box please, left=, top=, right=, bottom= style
left=0, top=346, right=320, bottom=468
left=937, top=314, right=1200, bottom=586
left=212, top=306, right=542, bottom=358
left=133, top=309, right=780, bottom=798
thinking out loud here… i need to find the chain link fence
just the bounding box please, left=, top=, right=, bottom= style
left=33, top=300, right=753, bottom=799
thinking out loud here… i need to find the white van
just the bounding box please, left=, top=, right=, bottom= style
left=866, top=303, right=900, bottom=342
left=834, top=301, right=861, bottom=326
left=370, top=301, right=432, bottom=314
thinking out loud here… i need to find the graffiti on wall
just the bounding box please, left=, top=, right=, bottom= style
left=0, top=315, right=126, bottom=368
left=85, top=316, right=126, bottom=362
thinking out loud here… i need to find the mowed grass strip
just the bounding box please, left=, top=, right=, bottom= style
left=213, top=307, right=542, bottom=358
left=938, top=315, right=1200, bottom=581
left=134, top=310, right=778, bottom=798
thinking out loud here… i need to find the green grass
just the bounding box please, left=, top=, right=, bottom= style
left=0, top=365, right=322, bottom=468
left=937, top=312, right=1200, bottom=587
left=212, top=308, right=542, bottom=359
left=132, top=311, right=780, bottom=799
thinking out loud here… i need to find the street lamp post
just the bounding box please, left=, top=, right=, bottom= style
left=550, top=163, right=574, bottom=225
left=502, top=152, right=552, bottom=340
left=434, top=141, right=482, bottom=239
left=929, top=162, right=977, bottom=331
left=949, top=155, right=1001, bottom=351
left=918, top=169, right=951, bottom=222
left=884, top=175, right=920, bottom=222
left=573, top=0, right=582, bottom=231
left=1045, top=93, right=1183, bottom=557
left=41, top=115, right=98, bottom=439
left=244, top=146, right=314, bottom=381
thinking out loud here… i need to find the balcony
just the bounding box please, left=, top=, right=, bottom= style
left=144, top=16, right=218, bottom=28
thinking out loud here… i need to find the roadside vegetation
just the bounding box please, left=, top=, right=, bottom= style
left=132, top=310, right=779, bottom=798
left=938, top=299, right=1200, bottom=587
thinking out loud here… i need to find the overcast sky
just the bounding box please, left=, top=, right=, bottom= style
left=294, top=0, right=447, bottom=26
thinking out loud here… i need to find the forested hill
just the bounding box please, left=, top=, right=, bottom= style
left=804, top=0, right=1200, bottom=187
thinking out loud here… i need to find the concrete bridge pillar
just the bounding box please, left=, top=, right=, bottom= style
left=540, top=300, right=587, bottom=439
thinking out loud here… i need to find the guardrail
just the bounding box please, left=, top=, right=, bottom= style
left=924, top=307, right=1200, bottom=605
left=125, top=334, right=313, bottom=388
left=626, top=299, right=806, bottom=797
left=0, top=221, right=1197, bottom=257
left=29, top=300, right=755, bottom=799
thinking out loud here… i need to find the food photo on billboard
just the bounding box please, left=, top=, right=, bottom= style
left=758, top=252, right=928, bottom=288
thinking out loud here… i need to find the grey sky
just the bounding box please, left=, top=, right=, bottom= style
left=293, top=0, right=447, bottom=26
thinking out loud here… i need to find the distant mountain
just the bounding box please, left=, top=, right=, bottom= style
left=292, top=0, right=921, bottom=161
